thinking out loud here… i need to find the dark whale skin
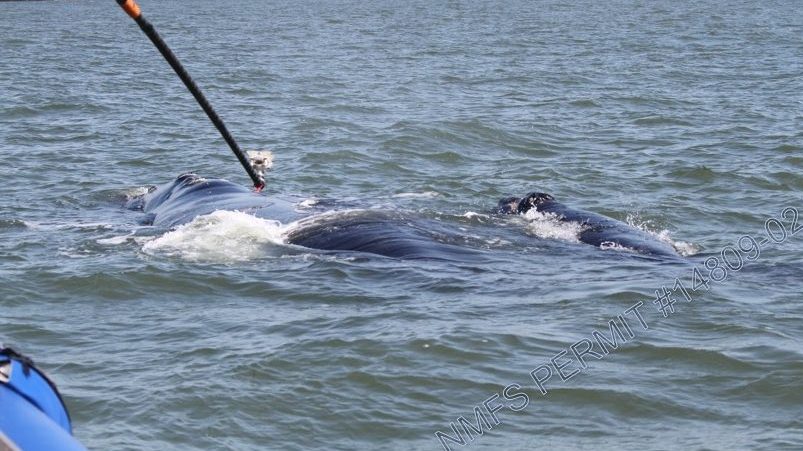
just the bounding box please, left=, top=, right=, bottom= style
left=285, top=209, right=481, bottom=261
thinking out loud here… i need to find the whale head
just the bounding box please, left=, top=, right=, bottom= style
left=495, top=196, right=521, bottom=214
left=516, top=192, right=554, bottom=214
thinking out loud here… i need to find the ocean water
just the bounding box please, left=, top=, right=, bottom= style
left=1, top=0, right=802, bottom=449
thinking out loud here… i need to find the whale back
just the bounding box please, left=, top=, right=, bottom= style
left=287, top=210, right=482, bottom=261
left=133, top=174, right=299, bottom=228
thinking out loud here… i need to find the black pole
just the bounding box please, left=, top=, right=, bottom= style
left=115, top=0, right=265, bottom=190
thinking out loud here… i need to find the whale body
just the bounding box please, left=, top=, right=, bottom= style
left=130, top=174, right=483, bottom=260
left=497, top=192, right=678, bottom=257
left=129, top=175, right=679, bottom=259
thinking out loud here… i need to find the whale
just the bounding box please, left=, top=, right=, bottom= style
left=497, top=192, right=678, bottom=257
left=128, top=175, right=679, bottom=259
left=129, top=174, right=483, bottom=261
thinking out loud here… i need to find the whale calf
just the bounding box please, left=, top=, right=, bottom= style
left=497, top=192, right=678, bottom=257
left=129, top=175, right=679, bottom=259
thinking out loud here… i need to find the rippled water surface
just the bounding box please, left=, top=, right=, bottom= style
left=2, top=0, right=802, bottom=449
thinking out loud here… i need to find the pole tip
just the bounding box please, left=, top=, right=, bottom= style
left=117, top=0, right=142, bottom=19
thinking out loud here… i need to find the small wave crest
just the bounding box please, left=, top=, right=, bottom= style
left=142, top=210, right=287, bottom=262
left=462, top=211, right=490, bottom=222
left=392, top=191, right=439, bottom=198
left=126, top=186, right=153, bottom=199
left=0, top=219, right=27, bottom=230
left=297, top=198, right=319, bottom=208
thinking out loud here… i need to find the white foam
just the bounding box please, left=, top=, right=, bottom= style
left=392, top=191, right=439, bottom=198
left=656, top=230, right=699, bottom=257
left=125, top=186, right=152, bottom=199
left=625, top=213, right=700, bottom=257
left=484, top=237, right=511, bottom=246
left=599, top=241, right=637, bottom=253
left=24, top=220, right=113, bottom=231
left=463, top=211, right=490, bottom=220
left=298, top=198, right=319, bottom=208
left=142, top=210, right=287, bottom=262
left=97, top=234, right=133, bottom=245
left=522, top=209, right=585, bottom=243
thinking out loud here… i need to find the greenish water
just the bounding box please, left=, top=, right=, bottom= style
left=1, top=0, right=802, bottom=449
